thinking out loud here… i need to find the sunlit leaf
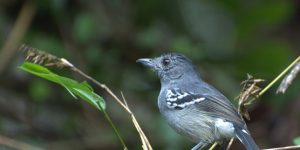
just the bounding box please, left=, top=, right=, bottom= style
left=19, top=62, right=106, bottom=111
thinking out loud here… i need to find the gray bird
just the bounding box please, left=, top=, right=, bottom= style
left=137, top=52, right=259, bottom=150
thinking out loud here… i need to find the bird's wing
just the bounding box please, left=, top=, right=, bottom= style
left=195, top=93, right=245, bottom=126
left=165, top=87, right=245, bottom=126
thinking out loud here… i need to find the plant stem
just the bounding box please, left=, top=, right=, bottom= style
left=71, top=66, right=152, bottom=149
left=98, top=102, right=128, bottom=150
left=208, top=142, right=218, bottom=150
left=259, top=56, right=300, bottom=97
left=263, top=145, right=300, bottom=150
left=246, top=56, right=300, bottom=105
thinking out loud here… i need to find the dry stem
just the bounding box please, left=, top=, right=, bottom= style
left=263, top=145, right=300, bottom=150
left=70, top=66, right=153, bottom=150
left=21, top=45, right=153, bottom=150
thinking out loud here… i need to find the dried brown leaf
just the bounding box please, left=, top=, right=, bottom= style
left=237, top=74, right=264, bottom=120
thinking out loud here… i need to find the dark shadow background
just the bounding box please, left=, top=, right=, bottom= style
left=0, top=0, right=300, bottom=149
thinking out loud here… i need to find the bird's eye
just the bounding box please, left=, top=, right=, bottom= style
left=162, top=58, right=171, bottom=66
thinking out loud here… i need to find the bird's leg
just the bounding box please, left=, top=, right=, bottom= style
left=191, top=141, right=208, bottom=150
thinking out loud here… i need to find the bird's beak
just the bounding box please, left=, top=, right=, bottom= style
left=136, top=58, right=155, bottom=69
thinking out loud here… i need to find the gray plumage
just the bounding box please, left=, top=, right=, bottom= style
left=137, top=52, right=259, bottom=150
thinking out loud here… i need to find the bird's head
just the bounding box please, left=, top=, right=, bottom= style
left=137, top=52, right=200, bottom=84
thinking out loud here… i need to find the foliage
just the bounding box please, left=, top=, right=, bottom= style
left=19, top=62, right=106, bottom=111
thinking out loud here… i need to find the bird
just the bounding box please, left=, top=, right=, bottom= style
left=137, top=52, right=259, bottom=150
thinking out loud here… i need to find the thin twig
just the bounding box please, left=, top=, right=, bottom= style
left=64, top=61, right=153, bottom=150
left=245, top=56, right=300, bottom=105
left=226, top=138, right=234, bottom=150
left=208, top=142, right=218, bottom=150
left=120, top=93, right=152, bottom=150
left=121, top=92, right=129, bottom=107
left=263, top=145, right=300, bottom=150
left=259, top=56, right=300, bottom=97
left=71, top=66, right=130, bottom=112
left=71, top=65, right=153, bottom=150
left=97, top=102, right=128, bottom=150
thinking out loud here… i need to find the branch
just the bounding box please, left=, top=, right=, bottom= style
left=257, top=56, right=300, bottom=97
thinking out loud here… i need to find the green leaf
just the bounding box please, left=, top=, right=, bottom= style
left=73, top=88, right=104, bottom=110
left=294, top=137, right=300, bottom=145
left=19, top=62, right=106, bottom=111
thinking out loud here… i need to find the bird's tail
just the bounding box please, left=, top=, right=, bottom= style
left=234, top=126, right=260, bottom=150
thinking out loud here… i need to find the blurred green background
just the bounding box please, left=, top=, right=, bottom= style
left=0, top=0, right=300, bottom=149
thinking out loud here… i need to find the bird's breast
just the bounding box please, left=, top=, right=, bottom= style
left=158, top=95, right=216, bottom=142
